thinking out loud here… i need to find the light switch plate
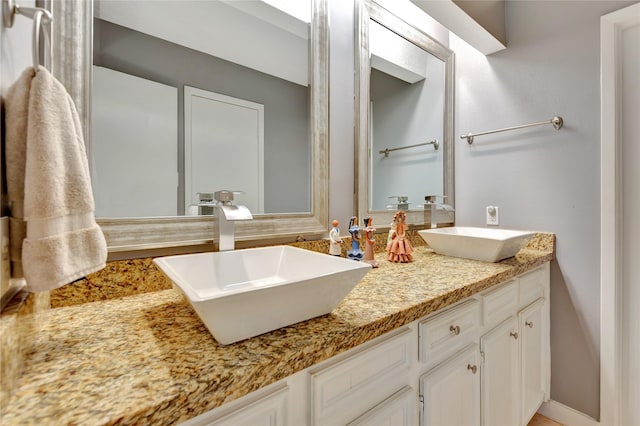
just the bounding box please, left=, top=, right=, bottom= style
left=486, top=206, right=499, bottom=226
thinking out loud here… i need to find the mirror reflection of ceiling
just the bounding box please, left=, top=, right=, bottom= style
left=94, top=0, right=309, bottom=85
left=91, top=0, right=312, bottom=219
left=370, top=20, right=428, bottom=84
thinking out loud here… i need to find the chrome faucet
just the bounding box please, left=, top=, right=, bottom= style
left=424, top=195, right=455, bottom=229
left=214, top=190, right=253, bottom=251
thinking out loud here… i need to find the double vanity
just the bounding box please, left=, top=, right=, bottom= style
left=0, top=231, right=554, bottom=425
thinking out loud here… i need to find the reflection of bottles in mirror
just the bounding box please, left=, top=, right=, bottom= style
left=387, top=195, right=410, bottom=211
left=197, top=192, right=215, bottom=215
left=186, top=204, right=199, bottom=216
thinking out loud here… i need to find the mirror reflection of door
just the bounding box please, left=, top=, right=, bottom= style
left=91, top=66, right=178, bottom=218
left=368, top=20, right=445, bottom=211
left=184, top=87, right=264, bottom=214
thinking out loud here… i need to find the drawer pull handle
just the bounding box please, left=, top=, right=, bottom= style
left=449, top=325, right=461, bottom=335
left=510, top=332, right=519, bottom=340
left=525, top=321, right=534, bottom=328
left=467, top=364, right=477, bottom=374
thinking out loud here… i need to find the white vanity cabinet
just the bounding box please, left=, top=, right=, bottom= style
left=180, top=263, right=550, bottom=426
left=479, top=265, right=550, bottom=426
left=418, top=264, right=550, bottom=426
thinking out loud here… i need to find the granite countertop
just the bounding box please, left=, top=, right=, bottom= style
left=0, top=234, right=554, bottom=425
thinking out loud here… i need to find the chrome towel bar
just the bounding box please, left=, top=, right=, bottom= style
left=379, top=139, right=439, bottom=157
left=461, top=116, right=563, bottom=145
left=2, top=0, right=52, bottom=71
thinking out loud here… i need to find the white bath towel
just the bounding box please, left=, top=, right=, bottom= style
left=4, top=66, right=107, bottom=292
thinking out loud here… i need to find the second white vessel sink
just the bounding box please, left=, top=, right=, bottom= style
left=418, top=227, right=535, bottom=262
left=154, top=246, right=371, bottom=345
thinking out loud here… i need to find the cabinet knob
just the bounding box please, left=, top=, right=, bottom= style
left=525, top=321, right=534, bottom=328
left=510, top=332, right=519, bottom=340
left=467, top=364, right=477, bottom=374
left=449, top=325, right=461, bottom=335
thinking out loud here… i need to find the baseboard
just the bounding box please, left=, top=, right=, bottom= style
left=538, top=400, right=599, bottom=426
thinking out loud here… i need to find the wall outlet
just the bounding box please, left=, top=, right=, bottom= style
left=486, top=206, right=499, bottom=226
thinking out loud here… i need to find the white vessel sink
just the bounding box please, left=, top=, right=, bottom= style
left=418, top=227, right=535, bottom=262
left=153, top=246, right=371, bottom=345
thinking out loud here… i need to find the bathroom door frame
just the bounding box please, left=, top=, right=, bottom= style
left=600, top=4, right=640, bottom=426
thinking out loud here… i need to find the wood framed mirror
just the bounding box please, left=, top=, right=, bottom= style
left=49, top=0, right=329, bottom=254
left=355, top=0, right=455, bottom=230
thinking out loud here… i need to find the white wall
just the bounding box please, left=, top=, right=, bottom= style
left=450, top=0, right=636, bottom=419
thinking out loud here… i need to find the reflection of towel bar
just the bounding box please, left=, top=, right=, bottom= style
left=379, top=139, right=439, bottom=157
left=460, top=116, right=563, bottom=145
left=2, top=0, right=53, bottom=71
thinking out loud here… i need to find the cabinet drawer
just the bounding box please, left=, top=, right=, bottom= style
left=347, top=386, right=415, bottom=426
left=482, top=280, right=518, bottom=328
left=311, top=328, right=412, bottom=425
left=519, top=267, right=545, bottom=308
left=419, top=299, right=481, bottom=364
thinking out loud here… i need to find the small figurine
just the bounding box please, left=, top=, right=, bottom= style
left=347, top=216, right=364, bottom=261
left=386, top=210, right=413, bottom=263
left=329, top=220, right=342, bottom=256
left=363, top=217, right=379, bottom=268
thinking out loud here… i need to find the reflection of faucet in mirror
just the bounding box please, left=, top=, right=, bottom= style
left=424, top=195, right=455, bottom=229
left=214, top=190, right=253, bottom=251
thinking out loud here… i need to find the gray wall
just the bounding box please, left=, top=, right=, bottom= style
left=328, top=0, right=637, bottom=420
left=94, top=19, right=310, bottom=214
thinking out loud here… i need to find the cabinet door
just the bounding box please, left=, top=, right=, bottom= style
left=520, top=299, right=546, bottom=426
left=347, top=386, right=416, bottom=426
left=420, top=344, right=480, bottom=426
left=480, top=316, right=520, bottom=426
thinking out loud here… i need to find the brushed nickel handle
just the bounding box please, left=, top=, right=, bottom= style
left=467, top=364, right=477, bottom=374
left=450, top=325, right=461, bottom=335
left=510, top=332, right=519, bottom=340
left=525, top=321, right=534, bottom=328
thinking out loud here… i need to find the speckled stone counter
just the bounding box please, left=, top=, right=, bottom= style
left=0, top=233, right=554, bottom=425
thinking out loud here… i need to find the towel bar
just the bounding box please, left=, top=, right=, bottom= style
left=460, top=116, right=564, bottom=145
left=379, top=139, right=439, bottom=157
